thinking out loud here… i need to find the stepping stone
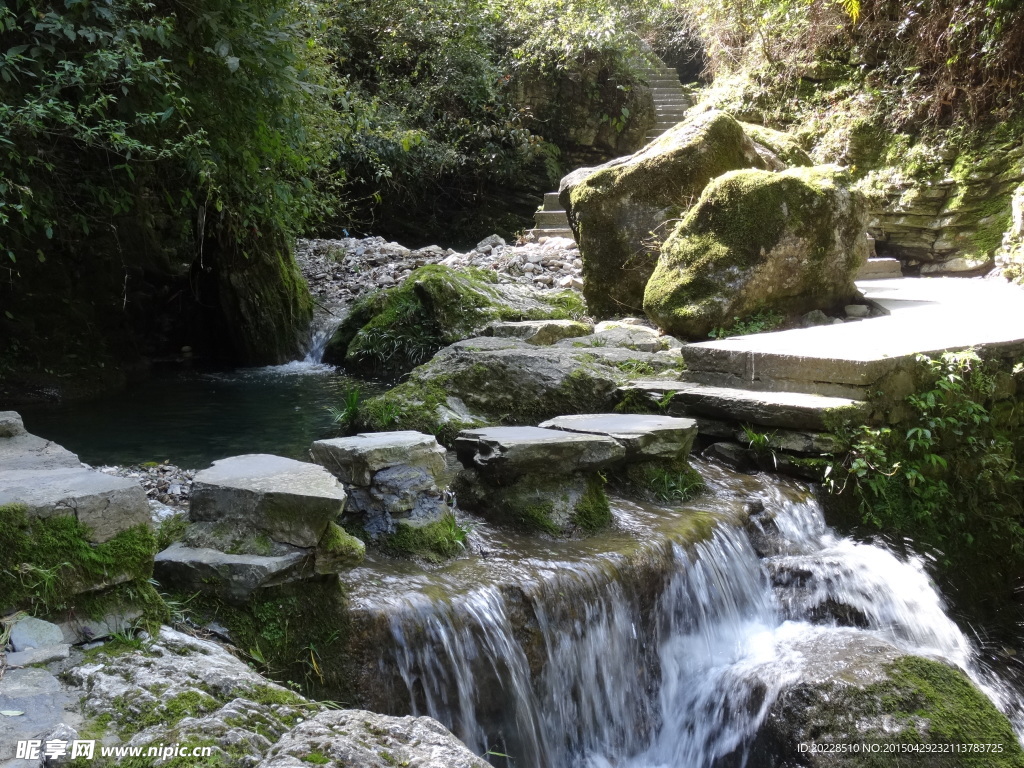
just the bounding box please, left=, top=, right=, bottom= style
left=487, top=319, right=593, bottom=346
left=624, top=381, right=869, bottom=431
left=5, top=644, right=71, bottom=667
left=310, top=432, right=448, bottom=535
left=10, top=617, right=63, bottom=652
left=538, top=414, right=697, bottom=461
left=311, top=432, right=445, bottom=486
left=154, top=543, right=311, bottom=605
left=455, top=426, right=625, bottom=481
left=0, top=468, right=150, bottom=543
left=191, top=454, right=346, bottom=548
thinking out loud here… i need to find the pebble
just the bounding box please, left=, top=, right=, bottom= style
left=99, top=463, right=194, bottom=511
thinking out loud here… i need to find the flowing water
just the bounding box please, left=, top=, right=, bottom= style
left=346, top=463, right=1024, bottom=768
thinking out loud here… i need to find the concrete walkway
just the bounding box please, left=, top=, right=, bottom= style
left=628, top=276, right=1024, bottom=431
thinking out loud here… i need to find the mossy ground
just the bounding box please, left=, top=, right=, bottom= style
left=0, top=502, right=159, bottom=616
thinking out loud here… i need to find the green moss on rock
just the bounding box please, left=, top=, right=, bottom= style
left=323, top=265, right=583, bottom=375
left=562, top=109, right=768, bottom=318
left=739, top=122, right=813, bottom=167
left=570, top=477, right=612, bottom=532
left=315, top=521, right=366, bottom=572
left=644, top=165, right=867, bottom=339
left=0, top=502, right=158, bottom=614
left=375, top=513, right=469, bottom=563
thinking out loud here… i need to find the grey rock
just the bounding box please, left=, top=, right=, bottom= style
left=258, top=710, right=489, bottom=768
left=310, top=432, right=445, bottom=487
left=486, top=319, right=593, bottom=346
left=358, top=338, right=681, bottom=440
left=10, top=618, right=64, bottom=652
left=844, top=303, right=870, bottom=318
left=557, top=325, right=668, bottom=352
left=801, top=309, right=831, bottom=327
left=0, top=668, right=80, bottom=765
left=455, top=426, right=625, bottom=481
left=701, top=442, right=755, bottom=472
left=66, top=626, right=483, bottom=768
left=153, top=543, right=312, bottom=605
left=191, top=454, right=346, bottom=548
left=56, top=607, right=143, bottom=645
left=0, top=411, right=26, bottom=438
left=539, top=413, right=697, bottom=461
left=646, top=166, right=868, bottom=339
left=362, top=464, right=447, bottom=520
left=0, top=468, right=150, bottom=543
left=561, top=110, right=769, bottom=317
left=733, top=428, right=842, bottom=455
left=40, top=723, right=79, bottom=767
left=5, top=644, right=71, bottom=667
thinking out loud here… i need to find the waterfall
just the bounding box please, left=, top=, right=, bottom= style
left=376, top=467, right=1024, bottom=767
left=303, top=311, right=344, bottom=364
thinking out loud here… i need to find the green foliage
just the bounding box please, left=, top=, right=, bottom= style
left=327, top=387, right=363, bottom=432
left=571, top=477, right=612, bottom=531
left=378, top=513, right=472, bottom=563
left=0, top=503, right=157, bottom=613
left=708, top=310, right=785, bottom=339
left=155, top=513, right=189, bottom=552
left=826, top=350, right=1024, bottom=597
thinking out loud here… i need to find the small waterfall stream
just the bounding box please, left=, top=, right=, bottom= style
left=303, top=311, right=345, bottom=364
left=356, top=464, right=1024, bottom=767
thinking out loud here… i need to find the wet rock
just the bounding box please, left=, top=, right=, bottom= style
left=10, top=617, right=64, bottom=651
left=154, top=544, right=312, bottom=605
left=0, top=467, right=150, bottom=543
left=539, top=413, right=697, bottom=462
left=701, top=442, right=755, bottom=472
left=310, top=432, right=448, bottom=536
left=64, top=626, right=483, bottom=768
left=259, top=710, right=490, bottom=768
left=645, top=166, right=868, bottom=339
left=747, top=632, right=1024, bottom=766
left=455, top=426, right=625, bottom=483
left=561, top=110, right=769, bottom=317
left=191, top=454, right=346, bottom=548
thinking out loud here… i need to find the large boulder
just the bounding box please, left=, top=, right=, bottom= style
left=322, top=264, right=584, bottom=375
left=644, top=165, right=868, bottom=339
left=748, top=631, right=1024, bottom=766
left=561, top=110, right=769, bottom=318
left=355, top=336, right=683, bottom=445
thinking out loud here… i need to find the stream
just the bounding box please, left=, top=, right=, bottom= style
left=344, top=464, right=1024, bottom=767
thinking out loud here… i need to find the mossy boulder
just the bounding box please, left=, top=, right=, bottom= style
left=322, top=265, right=586, bottom=375
left=561, top=110, right=769, bottom=318
left=750, top=631, right=1024, bottom=767
left=354, top=336, right=683, bottom=445
left=644, top=165, right=868, bottom=339
left=740, top=121, right=813, bottom=168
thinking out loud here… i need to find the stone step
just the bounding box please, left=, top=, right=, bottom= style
left=543, top=192, right=562, bottom=210
left=856, top=257, right=903, bottom=280
left=621, top=381, right=870, bottom=431
left=538, top=414, right=698, bottom=461
left=535, top=210, right=569, bottom=227
left=527, top=227, right=576, bottom=241
left=675, top=369, right=868, bottom=401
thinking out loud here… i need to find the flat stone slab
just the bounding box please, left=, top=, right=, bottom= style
left=0, top=428, right=81, bottom=471
left=454, top=426, right=625, bottom=480
left=5, top=644, right=70, bottom=667
left=486, top=319, right=593, bottom=346
left=0, top=467, right=150, bottom=543
left=310, top=432, right=445, bottom=486
left=625, top=381, right=867, bottom=431
left=154, top=543, right=310, bottom=605
left=10, top=617, right=64, bottom=652
left=192, top=454, right=346, bottom=548
left=538, top=413, right=697, bottom=460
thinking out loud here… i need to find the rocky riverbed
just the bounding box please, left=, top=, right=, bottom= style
left=296, top=234, right=584, bottom=307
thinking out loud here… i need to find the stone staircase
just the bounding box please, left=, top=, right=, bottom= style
left=526, top=59, right=692, bottom=242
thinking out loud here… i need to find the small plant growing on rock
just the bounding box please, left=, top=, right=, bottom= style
left=708, top=310, right=785, bottom=339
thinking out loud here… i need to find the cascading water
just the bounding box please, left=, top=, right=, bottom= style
left=362, top=463, right=1024, bottom=768
left=303, top=311, right=345, bottom=365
